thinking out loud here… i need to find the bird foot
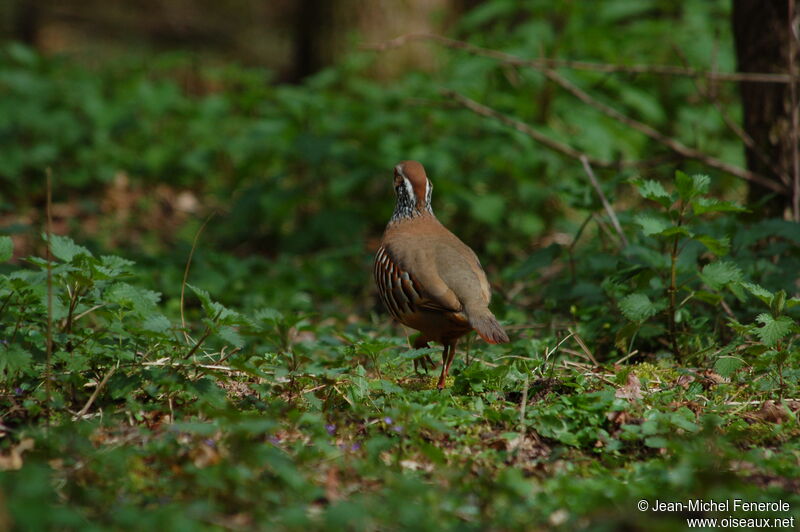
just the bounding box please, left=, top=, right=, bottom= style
left=413, top=354, right=438, bottom=374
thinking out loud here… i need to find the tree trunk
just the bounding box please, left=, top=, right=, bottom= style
left=732, top=0, right=798, bottom=218
left=14, top=0, right=40, bottom=45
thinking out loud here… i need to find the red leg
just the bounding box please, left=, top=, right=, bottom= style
left=444, top=340, right=458, bottom=377
left=436, top=344, right=450, bottom=389
left=436, top=342, right=458, bottom=389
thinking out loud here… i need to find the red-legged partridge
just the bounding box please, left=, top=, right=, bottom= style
left=374, top=161, right=509, bottom=389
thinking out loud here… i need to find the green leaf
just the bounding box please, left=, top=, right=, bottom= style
left=692, top=198, right=748, bottom=215
left=675, top=171, right=709, bottom=201
left=694, top=290, right=722, bottom=305
left=670, top=413, right=699, bottom=432
left=714, top=356, right=744, bottom=378
left=0, top=236, right=13, bottom=262
left=695, top=235, right=730, bottom=256
left=187, top=284, right=239, bottom=323
left=188, top=283, right=216, bottom=316
left=770, top=290, right=786, bottom=316
left=633, top=179, right=673, bottom=207
left=100, top=255, right=135, bottom=275
left=700, top=261, right=742, bottom=290
left=658, top=226, right=693, bottom=238
left=741, top=282, right=773, bottom=305
left=0, top=345, right=33, bottom=380
left=141, top=314, right=172, bottom=334
left=218, top=326, right=245, bottom=348
left=619, top=293, right=658, bottom=322
left=644, top=436, right=669, bottom=448
left=635, top=214, right=670, bottom=236
left=675, top=171, right=693, bottom=199
left=105, top=283, right=160, bottom=314
left=399, top=347, right=439, bottom=360
left=46, top=234, right=92, bottom=262
left=754, top=314, right=794, bottom=347
left=255, top=307, right=283, bottom=323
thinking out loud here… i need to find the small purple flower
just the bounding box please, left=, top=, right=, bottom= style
left=383, top=417, right=393, bottom=425
left=350, top=443, right=361, bottom=451
left=325, top=424, right=336, bottom=435
left=392, top=425, right=403, bottom=433
left=268, top=435, right=281, bottom=444
left=14, top=387, right=23, bottom=396
left=203, top=439, right=216, bottom=447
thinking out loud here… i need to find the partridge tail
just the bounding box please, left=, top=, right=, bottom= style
left=469, top=312, right=509, bottom=344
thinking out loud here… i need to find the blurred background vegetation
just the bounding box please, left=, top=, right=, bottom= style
left=1, top=1, right=799, bottom=529
left=1, top=0, right=781, bottom=313
left=2, top=0, right=797, bottom=343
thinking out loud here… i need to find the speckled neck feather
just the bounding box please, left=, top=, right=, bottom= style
left=390, top=162, right=433, bottom=223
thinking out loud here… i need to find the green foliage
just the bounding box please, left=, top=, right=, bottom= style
left=618, top=293, right=659, bottom=322
left=2, top=1, right=800, bottom=528
left=1, top=228, right=797, bottom=530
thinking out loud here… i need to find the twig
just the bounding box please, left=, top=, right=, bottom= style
left=443, top=90, right=618, bottom=168
left=615, top=349, right=640, bottom=366
left=561, top=347, right=594, bottom=362
left=45, top=168, right=53, bottom=426
left=674, top=45, right=791, bottom=187
left=543, top=68, right=786, bottom=194
left=383, top=34, right=787, bottom=194
left=519, top=374, right=528, bottom=430
left=790, top=0, right=800, bottom=221
left=141, top=360, right=249, bottom=374
left=217, top=346, right=241, bottom=365
left=544, top=331, right=575, bottom=361
left=567, top=212, right=594, bottom=279
left=579, top=156, right=628, bottom=248
left=180, top=213, right=216, bottom=343
left=73, top=304, right=106, bottom=323
left=560, top=360, right=617, bottom=386
left=73, top=366, right=116, bottom=420
left=185, top=326, right=215, bottom=360
left=368, top=33, right=797, bottom=83
left=591, top=212, right=617, bottom=248
left=568, top=328, right=600, bottom=366
left=719, top=298, right=737, bottom=320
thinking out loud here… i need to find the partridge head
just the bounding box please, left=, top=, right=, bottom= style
left=374, top=161, right=509, bottom=389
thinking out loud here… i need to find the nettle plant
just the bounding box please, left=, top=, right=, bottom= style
left=0, top=234, right=253, bottom=419
left=727, top=283, right=800, bottom=395
left=610, top=172, right=799, bottom=382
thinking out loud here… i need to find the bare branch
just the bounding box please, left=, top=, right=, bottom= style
left=542, top=68, right=788, bottom=194
left=580, top=156, right=629, bottom=248
left=443, top=89, right=618, bottom=168
left=368, top=33, right=799, bottom=84
left=377, top=33, right=788, bottom=196
left=673, top=45, right=792, bottom=187
left=73, top=366, right=116, bottom=420
left=180, top=212, right=215, bottom=343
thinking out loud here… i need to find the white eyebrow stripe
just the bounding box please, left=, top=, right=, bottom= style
left=403, top=177, right=415, bottom=206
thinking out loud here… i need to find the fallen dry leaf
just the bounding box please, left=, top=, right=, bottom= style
left=606, top=410, right=634, bottom=425
left=615, top=374, right=643, bottom=401
left=0, top=438, right=34, bottom=471
left=676, top=374, right=695, bottom=388
left=749, top=401, right=791, bottom=424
